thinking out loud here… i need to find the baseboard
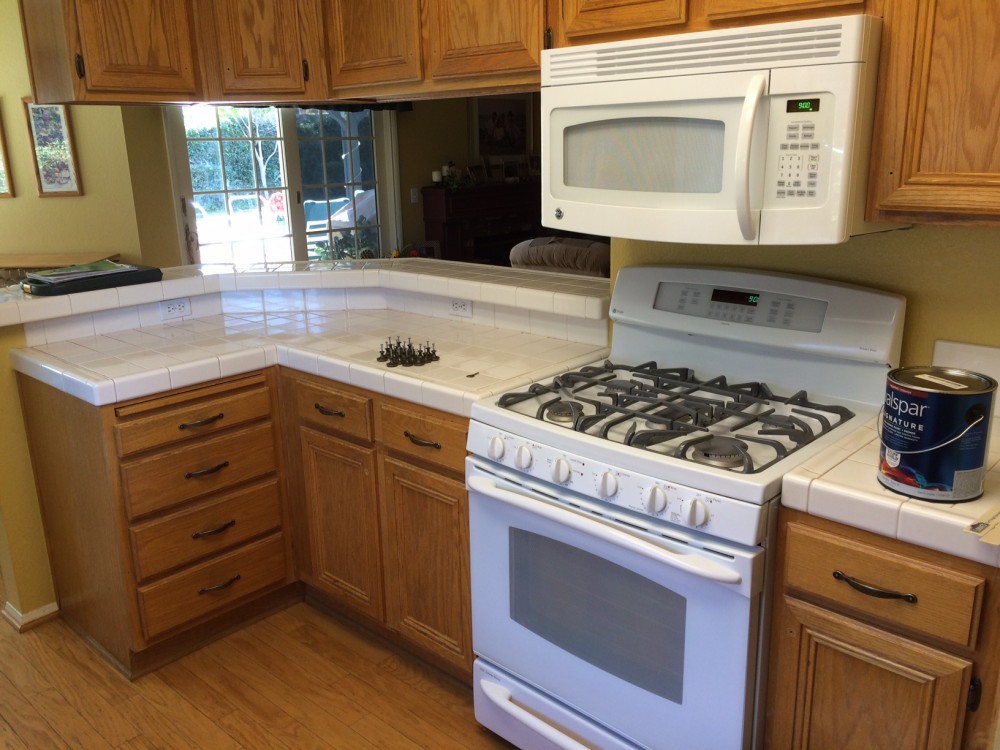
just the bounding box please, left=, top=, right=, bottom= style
left=2, top=600, right=59, bottom=632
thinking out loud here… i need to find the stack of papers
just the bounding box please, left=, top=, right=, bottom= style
left=25, top=259, right=140, bottom=285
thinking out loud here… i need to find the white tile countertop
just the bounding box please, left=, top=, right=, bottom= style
left=5, top=259, right=612, bottom=417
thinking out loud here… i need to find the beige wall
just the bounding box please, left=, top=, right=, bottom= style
left=613, top=224, right=1000, bottom=367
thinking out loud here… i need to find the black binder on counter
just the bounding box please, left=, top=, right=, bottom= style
left=20, top=263, right=163, bottom=296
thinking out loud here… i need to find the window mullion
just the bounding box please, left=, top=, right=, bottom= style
left=281, top=108, right=309, bottom=262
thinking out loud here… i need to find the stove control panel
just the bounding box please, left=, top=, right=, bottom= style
left=468, top=422, right=768, bottom=547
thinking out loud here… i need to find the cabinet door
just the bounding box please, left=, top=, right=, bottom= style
left=769, top=596, right=971, bottom=750
left=379, top=456, right=472, bottom=675
left=425, top=0, right=543, bottom=81
left=300, top=427, right=384, bottom=621
left=869, top=0, right=1000, bottom=222
left=206, top=0, right=323, bottom=98
left=549, top=0, right=687, bottom=46
left=73, top=0, right=199, bottom=95
left=325, top=0, right=422, bottom=89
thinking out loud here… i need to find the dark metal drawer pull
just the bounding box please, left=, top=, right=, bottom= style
left=191, top=519, right=236, bottom=539
left=404, top=430, right=441, bottom=449
left=197, top=574, right=241, bottom=595
left=179, top=413, right=224, bottom=430
left=314, top=403, right=346, bottom=417
left=833, top=570, right=918, bottom=604
left=184, top=461, right=230, bottom=479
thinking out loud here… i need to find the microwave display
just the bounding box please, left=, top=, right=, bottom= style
left=786, top=98, right=820, bottom=113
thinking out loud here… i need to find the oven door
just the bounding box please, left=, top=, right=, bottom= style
left=467, top=459, right=764, bottom=750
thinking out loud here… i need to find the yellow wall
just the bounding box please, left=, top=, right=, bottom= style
left=613, top=224, right=1000, bottom=367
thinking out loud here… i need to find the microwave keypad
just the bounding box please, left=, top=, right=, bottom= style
left=776, top=123, right=820, bottom=200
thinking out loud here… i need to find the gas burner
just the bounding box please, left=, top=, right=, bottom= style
left=541, top=399, right=582, bottom=423
left=679, top=436, right=752, bottom=471
left=600, top=379, right=636, bottom=394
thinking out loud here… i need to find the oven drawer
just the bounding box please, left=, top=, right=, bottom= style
left=377, top=399, right=467, bottom=473
left=784, top=522, right=985, bottom=648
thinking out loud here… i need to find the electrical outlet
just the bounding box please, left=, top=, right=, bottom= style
left=449, top=298, right=473, bottom=318
left=159, top=297, right=190, bottom=320
left=410, top=187, right=420, bottom=204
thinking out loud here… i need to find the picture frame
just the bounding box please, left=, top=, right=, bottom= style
left=470, top=94, right=532, bottom=161
left=23, top=97, right=82, bottom=197
left=0, top=99, right=12, bottom=198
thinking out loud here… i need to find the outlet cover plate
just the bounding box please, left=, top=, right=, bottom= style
left=160, top=297, right=190, bottom=320
left=449, top=298, right=473, bottom=318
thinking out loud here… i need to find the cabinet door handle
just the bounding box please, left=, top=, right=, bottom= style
left=178, top=413, right=224, bottom=430
left=191, top=519, right=236, bottom=539
left=832, top=570, right=918, bottom=604
left=404, top=430, right=441, bottom=449
left=197, top=574, right=241, bottom=595
left=184, top=461, right=230, bottom=479
left=314, top=403, right=345, bottom=417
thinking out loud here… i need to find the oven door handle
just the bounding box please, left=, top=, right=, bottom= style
left=479, top=679, right=591, bottom=750
left=468, top=475, right=742, bottom=585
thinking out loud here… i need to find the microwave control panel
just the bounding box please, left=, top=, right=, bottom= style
left=770, top=95, right=831, bottom=204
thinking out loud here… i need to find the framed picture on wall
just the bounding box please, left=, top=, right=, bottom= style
left=23, top=97, right=82, bottom=197
left=0, top=99, right=12, bottom=198
left=470, top=94, right=532, bottom=161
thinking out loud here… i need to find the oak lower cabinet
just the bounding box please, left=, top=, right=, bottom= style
left=281, top=369, right=473, bottom=680
left=18, top=370, right=295, bottom=677
left=766, top=508, right=1000, bottom=750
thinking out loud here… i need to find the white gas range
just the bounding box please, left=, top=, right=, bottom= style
left=466, top=266, right=905, bottom=750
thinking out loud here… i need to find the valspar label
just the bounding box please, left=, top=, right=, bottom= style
left=879, top=366, right=996, bottom=502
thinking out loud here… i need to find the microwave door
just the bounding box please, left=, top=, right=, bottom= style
left=543, top=69, right=771, bottom=245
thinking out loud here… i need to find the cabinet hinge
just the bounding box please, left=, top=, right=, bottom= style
left=544, top=27, right=553, bottom=49
left=302, top=59, right=310, bottom=82
left=968, top=676, right=982, bottom=712
left=75, top=53, right=86, bottom=79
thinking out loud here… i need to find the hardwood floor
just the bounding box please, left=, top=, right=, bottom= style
left=0, top=603, right=516, bottom=749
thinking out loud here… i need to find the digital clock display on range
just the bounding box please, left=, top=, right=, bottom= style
left=711, top=288, right=760, bottom=307
left=786, top=97, right=820, bottom=113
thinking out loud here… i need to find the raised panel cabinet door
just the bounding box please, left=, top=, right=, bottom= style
left=73, top=0, right=199, bottom=94
left=379, top=456, right=472, bottom=675
left=209, top=0, right=312, bottom=95
left=869, top=0, right=1000, bottom=221
left=551, top=0, right=687, bottom=46
left=702, top=0, right=863, bottom=22
left=325, top=0, right=422, bottom=88
left=425, top=0, right=543, bottom=80
left=775, top=597, right=970, bottom=750
left=300, top=427, right=384, bottom=621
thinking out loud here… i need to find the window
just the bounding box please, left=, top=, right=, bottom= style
left=167, top=105, right=398, bottom=269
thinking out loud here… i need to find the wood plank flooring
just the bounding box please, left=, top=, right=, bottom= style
left=0, top=603, right=516, bottom=749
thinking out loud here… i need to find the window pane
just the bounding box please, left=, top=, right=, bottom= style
left=187, top=141, right=223, bottom=192
left=218, top=107, right=252, bottom=139
left=258, top=140, right=284, bottom=188
left=325, top=142, right=346, bottom=185
left=299, top=140, right=324, bottom=185
left=183, top=105, right=218, bottom=138
left=252, top=108, right=279, bottom=139
left=223, top=141, right=255, bottom=190
left=295, top=109, right=322, bottom=138
left=322, top=110, right=346, bottom=138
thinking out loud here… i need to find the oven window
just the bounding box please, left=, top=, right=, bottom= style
left=564, top=117, right=724, bottom=194
left=509, top=529, right=686, bottom=703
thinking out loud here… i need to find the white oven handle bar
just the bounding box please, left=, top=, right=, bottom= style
left=468, top=475, right=742, bottom=585
left=480, top=678, right=590, bottom=750
left=736, top=73, right=767, bottom=240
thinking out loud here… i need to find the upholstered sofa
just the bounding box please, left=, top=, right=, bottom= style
left=509, top=236, right=611, bottom=277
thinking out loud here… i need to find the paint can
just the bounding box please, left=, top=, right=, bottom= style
left=878, top=366, right=996, bottom=502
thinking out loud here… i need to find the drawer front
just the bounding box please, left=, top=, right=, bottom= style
left=137, top=533, right=287, bottom=641
left=115, top=381, right=271, bottom=457
left=784, top=522, right=985, bottom=647
left=121, top=422, right=276, bottom=519
left=130, top=479, right=283, bottom=581
left=377, top=401, right=467, bottom=473
left=294, top=378, right=372, bottom=442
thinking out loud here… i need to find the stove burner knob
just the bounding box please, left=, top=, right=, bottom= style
left=515, top=445, right=533, bottom=470
left=597, top=471, right=619, bottom=499
left=645, top=485, right=668, bottom=514
left=487, top=436, right=506, bottom=461
left=685, top=498, right=710, bottom=528
left=552, top=458, right=572, bottom=484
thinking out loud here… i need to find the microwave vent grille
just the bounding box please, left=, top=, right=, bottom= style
left=545, top=19, right=864, bottom=84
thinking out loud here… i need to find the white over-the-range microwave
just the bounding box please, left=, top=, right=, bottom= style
left=541, top=14, right=900, bottom=245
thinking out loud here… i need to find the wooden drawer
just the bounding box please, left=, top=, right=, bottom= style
left=121, top=422, right=277, bottom=519
left=784, top=522, right=986, bottom=647
left=137, top=533, right=287, bottom=641
left=376, top=400, right=467, bottom=473
left=293, top=377, right=372, bottom=442
left=115, top=376, right=271, bottom=457
left=129, top=479, right=283, bottom=581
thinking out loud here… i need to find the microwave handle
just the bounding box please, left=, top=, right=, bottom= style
left=468, top=474, right=742, bottom=585
left=480, top=679, right=591, bottom=750
left=735, top=73, right=767, bottom=241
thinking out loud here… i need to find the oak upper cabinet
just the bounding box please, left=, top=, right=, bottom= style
left=867, top=0, right=1000, bottom=224
left=324, top=0, right=423, bottom=92
left=766, top=509, right=1000, bottom=750
left=196, top=0, right=328, bottom=101
left=19, top=0, right=201, bottom=103
left=547, top=0, right=865, bottom=46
